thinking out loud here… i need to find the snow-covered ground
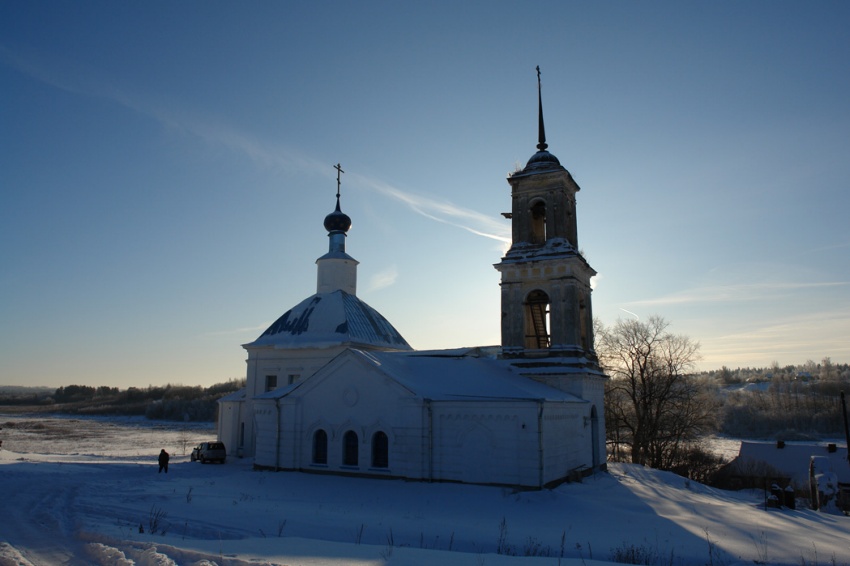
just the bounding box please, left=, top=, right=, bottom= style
left=1, top=414, right=848, bottom=566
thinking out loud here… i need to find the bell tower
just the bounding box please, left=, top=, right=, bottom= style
left=495, top=68, right=598, bottom=362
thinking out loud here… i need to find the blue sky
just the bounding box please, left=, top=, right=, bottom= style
left=2, top=1, right=848, bottom=388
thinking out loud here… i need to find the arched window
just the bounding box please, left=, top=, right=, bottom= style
left=312, top=429, right=328, bottom=465
left=524, top=290, right=551, bottom=349
left=343, top=430, right=359, bottom=466
left=371, top=431, right=389, bottom=468
left=530, top=200, right=547, bottom=244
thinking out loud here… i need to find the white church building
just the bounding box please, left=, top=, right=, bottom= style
left=218, top=73, right=607, bottom=489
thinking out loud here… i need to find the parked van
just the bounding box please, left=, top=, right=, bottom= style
left=191, top=441, right=226, bottom=464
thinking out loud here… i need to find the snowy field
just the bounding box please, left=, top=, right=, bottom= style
left=0, top=414, right=848, bottom=566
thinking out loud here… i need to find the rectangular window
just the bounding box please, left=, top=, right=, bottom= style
left=312, top=430, right=328, bottom=465
left=371, top=431, right=389, bottom=468
left=265, top=375, right=277, bottom=392
left=343, top=430, right=359, bottom=466
left=287, top=374, right=299, bottom=385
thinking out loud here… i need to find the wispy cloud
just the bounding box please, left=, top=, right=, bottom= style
left=350, top=174, right=511, bottom=244
left=699, top=307, right=850, bottom=367
left=805, top=241, right=850, bottom=254
left=201, top=323, right=269, bottom=338
left=2, top=45, right=510, bottom=245
left=367, top=266, right=399, bottom=292
left=2, top=44, right=90, bottom=97
left=628, top=281, right=849, bottom=307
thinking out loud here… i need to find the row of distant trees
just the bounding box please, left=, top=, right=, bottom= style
left=0, top=379, right=245, bottom=422
left=721, top=376, right=848, bottom=439
left=596, top=316, right=849, bottom=483
left=712, top=357, right=850, bottom=384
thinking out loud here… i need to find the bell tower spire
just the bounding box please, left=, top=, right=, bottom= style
left=536, top=65, right=547, bottom=153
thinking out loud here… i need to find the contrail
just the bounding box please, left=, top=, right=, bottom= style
left=1, top=45, right=511, bottom=245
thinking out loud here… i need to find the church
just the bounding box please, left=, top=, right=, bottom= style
left=218, top=72, right=607, bottom=489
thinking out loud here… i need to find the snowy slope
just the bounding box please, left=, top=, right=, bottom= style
left=1, top=415, right=848, bottom=565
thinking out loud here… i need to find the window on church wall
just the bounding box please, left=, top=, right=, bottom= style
left=524, top=290, right=551, bottom=349
left=530, top=200, right=547, bottom=244
left=343, top=430, right=359, bottom=466
left=264, top=375, right=277, bottom=392
left=239, top=423, right=245, bottom=448
left=312, top=429, right=328, bottom=465
left=371, top=431, right=389, bottom=469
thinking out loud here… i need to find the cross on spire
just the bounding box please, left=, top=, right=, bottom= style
left=323, top=162, right=352, bottom=234
left=536, top=66, right=548, bottom=152
left=334, top=162, right=344, bottom=199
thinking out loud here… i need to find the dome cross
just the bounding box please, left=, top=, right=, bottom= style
left=334, top=162, right=344, bottom=207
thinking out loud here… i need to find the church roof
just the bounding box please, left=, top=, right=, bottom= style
left=735, top=441, right=850, bottom=485
left=361, top=349, right=584, bottom=401
left=217, top=388, right=247, bottom=403
left=255, top=348, right=585, bottom=402
left=245, top=290, right=412, bottom=351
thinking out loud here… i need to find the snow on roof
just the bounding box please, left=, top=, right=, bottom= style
left=217, top=388, right=247, bottom=403
left=509, top=357, right=607, bottom=379
left=245, top=290, right=412, bottom=351
left=736, top=440, right=850, bottom=485
left=350, top=348, right=585, bottom=402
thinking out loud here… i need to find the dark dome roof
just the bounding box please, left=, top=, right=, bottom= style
left=247, top=290, right=412, bottom=351
left=323, top=207, right=352, bottom=233
left=523, top=150, right=563, bottom=172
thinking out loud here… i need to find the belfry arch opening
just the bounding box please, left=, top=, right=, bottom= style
left=524, top=290, right=551, bottom=349
left=530, top=199, right=547, bottom=244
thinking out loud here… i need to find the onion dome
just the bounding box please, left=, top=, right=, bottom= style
left=247, top=161, right=411, bottom=352
left=324, top=198, right=352, bottom=233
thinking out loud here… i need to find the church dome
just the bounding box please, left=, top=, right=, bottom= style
left=246, top=290, right=412, bottom=351
left=523, top=149, right=562, bottom=172
left=323, top=205, right=352, bottom=233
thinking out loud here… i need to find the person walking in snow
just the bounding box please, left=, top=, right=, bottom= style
left=158, top=449, right=170, bottom=473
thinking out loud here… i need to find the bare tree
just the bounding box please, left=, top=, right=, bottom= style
left=820, top=356, right=836, bottom=381
left=178, top=428, right=191, bottom=456
left=597, top=316, right=720, bottom=470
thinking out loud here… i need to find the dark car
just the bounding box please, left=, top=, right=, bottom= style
left=191, top=441, right=226, bottom=464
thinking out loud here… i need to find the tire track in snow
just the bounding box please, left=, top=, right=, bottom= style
left=0, top=464, right=89, bottom=565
